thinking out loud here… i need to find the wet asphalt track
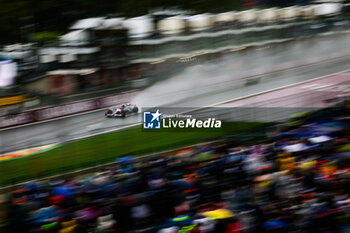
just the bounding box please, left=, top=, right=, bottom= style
left=0, top=54, right=350, bottom=153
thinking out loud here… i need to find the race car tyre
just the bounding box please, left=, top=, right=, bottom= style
left=121, top=111, right=126, bottom=118
left=133, top=107, right=138, bottom=113
left=105, top=109, right=113, bottom=117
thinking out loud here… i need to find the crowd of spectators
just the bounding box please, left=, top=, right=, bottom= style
left=2, top=103, right=350, bottom=233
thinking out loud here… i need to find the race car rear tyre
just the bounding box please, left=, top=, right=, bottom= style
left=105, top=109, right=113, bottom=117
left=133, top=107, right=138, bottom=113
left=121, top=111, right=126, bottom=118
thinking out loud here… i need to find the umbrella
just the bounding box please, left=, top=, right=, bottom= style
left=283, top=143, right=308, bottom=152
left=300, top=161, right=317, bottom=169
left=203, top=208, right=234, bottom=219
left=116, top=156, right=134, bottom=163
left=263, top=220, right=289, bottom=229
left=52, top=185, right=73, bottom=198
left=24, top=182, right=39, bottom=192
left=309, top=135, right=332, bottom=143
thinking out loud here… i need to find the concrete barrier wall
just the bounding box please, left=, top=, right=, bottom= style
left=0, top=90, right=140, bottom=130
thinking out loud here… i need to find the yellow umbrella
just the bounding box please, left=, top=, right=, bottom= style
left=203, top=209, right=234, bottom=219
left=299, top=161, right=316, bottom=169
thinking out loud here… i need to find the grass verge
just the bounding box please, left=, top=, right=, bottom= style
left=0, top=121, right=270, bottom=186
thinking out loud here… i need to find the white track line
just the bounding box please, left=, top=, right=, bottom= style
left=202, top=69, right=350, bottom=108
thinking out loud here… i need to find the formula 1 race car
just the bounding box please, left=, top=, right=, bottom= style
left=105, top=103, right=139, bottom=118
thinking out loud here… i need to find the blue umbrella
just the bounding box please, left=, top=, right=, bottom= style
left=52, top=185, right=73, bottom=198
left=263, top=220, right=289, bottom=229
left=116, top=156, right=134, bottom=163
left=24, top=182, right=39, bottom=192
